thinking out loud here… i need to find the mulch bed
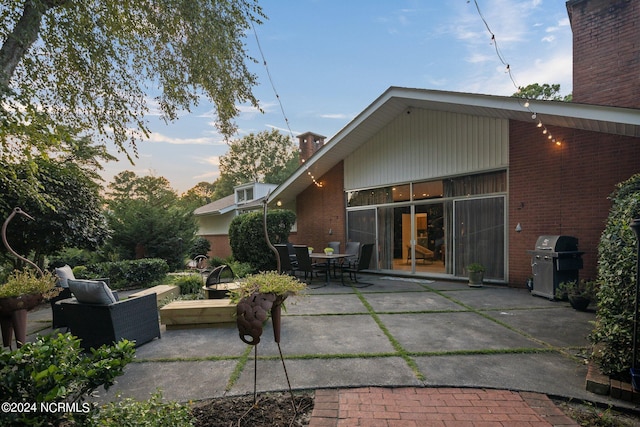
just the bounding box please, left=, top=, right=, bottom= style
left=191, top=392, right=314, bottom=427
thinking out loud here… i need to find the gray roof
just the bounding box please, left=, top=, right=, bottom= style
left=268, top=86, right=640, bottom=205
left=193, top=194, right=235, bottom=216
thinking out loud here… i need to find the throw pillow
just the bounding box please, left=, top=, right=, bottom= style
left=68, top=279, right=117, bottom=305
left=54, top=265, right=75, bottom=288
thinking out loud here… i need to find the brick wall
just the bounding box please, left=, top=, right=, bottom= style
left=569, top=0, right=640, bottom=108
left=294, top=162, right=346, bottom=251
left=509, top=119, right=640, bottom=287
left=298, top=132, right=326, bottom=164
left=202, top=234, right=232, bottom=260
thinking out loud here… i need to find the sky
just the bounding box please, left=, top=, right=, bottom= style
left=100, top=0, right=573, bottom=194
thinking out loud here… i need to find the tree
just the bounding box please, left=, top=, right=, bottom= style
left=214, top=129, right=298, bottom=199
left=104, top=172, right=197, bottom=270
left=512, top=83, right=572, bottom=101
left=0, top=0, right=265, bottom=203
left=229, top=209, right=296, bottom=272
left=0, top=140, right=111, bottom=270
left=180, top=181, right=217, bottom=211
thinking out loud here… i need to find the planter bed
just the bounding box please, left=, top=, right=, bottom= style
left=129, top=285, right=180, bottom=306
left=160, top=299, right=236, bottom=329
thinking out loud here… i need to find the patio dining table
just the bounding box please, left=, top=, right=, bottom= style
left=309, top=252, right=352, bottom=284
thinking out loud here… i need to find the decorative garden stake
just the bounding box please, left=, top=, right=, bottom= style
left=231, top=197, right=306, bottom=417
left=1, top=208, right=47, bottom=348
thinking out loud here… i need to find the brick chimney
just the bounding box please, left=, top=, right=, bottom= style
left=297, top=131, right=326, bottom=164
left=567, top=0, right=640, bottom=108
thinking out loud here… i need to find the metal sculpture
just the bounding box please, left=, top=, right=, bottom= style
left=0, top=207, right=42, bottom=349
left=2, top=207, right=43, bottom=276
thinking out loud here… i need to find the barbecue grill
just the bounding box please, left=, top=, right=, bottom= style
left=528, top=235, right=584, bottom=300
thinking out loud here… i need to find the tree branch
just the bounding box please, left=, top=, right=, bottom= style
left=0, top=1, right=58, bottom=90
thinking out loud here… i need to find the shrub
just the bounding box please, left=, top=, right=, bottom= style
left=188, top=236, right=211, bottom=260
left=175, top=274, right=203, bottom=295
left=229, top=209, right=296, bottom=272
left=227, top=259, right=253, bottom=278
left=0, top=333, right=135, bottom=426
left=589, top=173, right=640, bottom=376
left=91, top=390, right=194, bottom=427
left=48, top=248, right=98, bottom=269
left=82, top=258, right=169, bottom=289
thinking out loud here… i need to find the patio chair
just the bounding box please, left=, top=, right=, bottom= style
left=188, top=255, right=210, bottom=273
left=52, top=265, right=110, bottom=329
left=327, top=241, right=341, bottom=277
left=344, top=242, right=361, bottom=266
left=327, top=241, right=341, bottom=252
left=340, top=243, right=374, bottom=284
left=293, top=245, right=326, bottom=283
left=275, top=244, right=299, bottom=276
left=406, top=244, right=434, bottom=264
left=286, top=242, right=298, bottom=267
left=58, top=279, right=160, bottom=350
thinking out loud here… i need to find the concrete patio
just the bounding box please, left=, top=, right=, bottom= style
left=18, top=275, right=638, bottom=415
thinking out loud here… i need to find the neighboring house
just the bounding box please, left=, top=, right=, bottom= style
left=194, top=182, right=277, bottom=259
left=268, top=0, right=640, bottom=287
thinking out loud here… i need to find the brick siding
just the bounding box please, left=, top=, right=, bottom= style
left=569, top=0, right=640, bottom=108
left=294, top=162, right=346, bottom=251
left=509, top=119, right=640, bottom=286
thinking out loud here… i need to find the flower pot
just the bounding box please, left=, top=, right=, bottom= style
left=0, top=293, right=43, bottom=316
left=0, top=293, right=43, bottom=348
left=468, top=271, right=484, bottom=287
left=568, top=295, right=591, bottom=311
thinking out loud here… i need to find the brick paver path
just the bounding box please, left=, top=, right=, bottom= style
left=309, top=387, right=578, bottom=427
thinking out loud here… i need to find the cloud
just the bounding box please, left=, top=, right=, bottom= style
left=320, top=113, right=351, bottom=120
left=144, top=131, right=218, bottom=146
left=194, top=170, right=220, bottom=181
left=466, top=52, right=493, bottom=64
left=198, top=155, right=221, bottom=167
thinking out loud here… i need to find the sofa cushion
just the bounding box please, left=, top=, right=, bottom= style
left=68, top=279, right=117, bottom=305
left=54, top=265, right=75, bottom=288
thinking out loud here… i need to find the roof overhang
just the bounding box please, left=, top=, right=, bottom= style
left=268, top=86, right=640, bottom=206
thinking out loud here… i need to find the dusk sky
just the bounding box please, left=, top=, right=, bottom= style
left=100, top=1, right=573, bottom=194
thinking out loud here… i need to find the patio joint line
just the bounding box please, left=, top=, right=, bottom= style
left=354, top=289, right=426, bottom=381
left=427, top=288, right=588, bottom=364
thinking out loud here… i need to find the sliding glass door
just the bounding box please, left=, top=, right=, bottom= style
left=453, top=196, right=505, bottom=280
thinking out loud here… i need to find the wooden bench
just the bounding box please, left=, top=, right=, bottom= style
left=160, top=299, right=236, bottom=329
left=129, top=285, right=180, bottom=306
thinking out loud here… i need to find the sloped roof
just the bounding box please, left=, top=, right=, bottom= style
left=268, top=86, right=640, bottom=205
left=193, top=194, right=235, bottom=216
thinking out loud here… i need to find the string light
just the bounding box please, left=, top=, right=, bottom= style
left=252, top=23, right=323, bottom=187
left=471, top=0, right=561, bottom=146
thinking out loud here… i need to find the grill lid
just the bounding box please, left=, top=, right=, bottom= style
left=534, top=235, right=579, bottom=252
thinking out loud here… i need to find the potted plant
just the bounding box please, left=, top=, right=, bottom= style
left=230, top=271, right=306, bottom=345
left=324, top=247, right=334, bottom=255
left=0, top=269, right=59, bottom=348
left=555, top=279, right=596, bottom=311
left=466, top=263, right=485, bottom=287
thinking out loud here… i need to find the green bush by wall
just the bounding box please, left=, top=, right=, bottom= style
left=229, top=209, right=296, bottom=273
left=80, top=258, right=169, bottom=289
left=590, top=173, right=640, bottom=376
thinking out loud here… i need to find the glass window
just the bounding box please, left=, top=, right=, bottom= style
left=413, top=181, right=443, bottom=200
left=347, top=187, right=393, bottom=207
left=453, top=196, right=505, bottom=280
